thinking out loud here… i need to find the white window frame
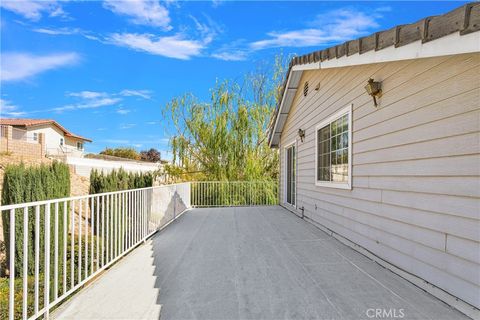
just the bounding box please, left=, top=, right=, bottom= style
left=77, top=142, right=83, bottom=150
left=33, top=132, right=38, bottom=141
left=283, top=140, right=297, bottom=208
left=60, top=138, right=64, bottom=146
left=315, top=104, right=352, bottom=190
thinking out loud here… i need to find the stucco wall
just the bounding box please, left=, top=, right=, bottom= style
left=278, top=52, right=480, bottom=308
left=66, top=156, right=161, bottom=177
left=28, top=125, right=84, bottom=157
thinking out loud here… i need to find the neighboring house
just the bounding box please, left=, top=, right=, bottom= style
left=269, top=2, right=479, bottom=316
left=0, top=118, right=92, bottom=157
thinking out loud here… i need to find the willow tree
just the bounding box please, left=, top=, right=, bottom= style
left=163, top=55, right=288, bottom=182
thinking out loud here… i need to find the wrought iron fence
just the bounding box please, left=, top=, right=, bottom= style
left=190, top=181, right=278, bottom=207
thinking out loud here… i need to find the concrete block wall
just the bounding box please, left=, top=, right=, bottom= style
left=0, top=125, right=45, bottom=158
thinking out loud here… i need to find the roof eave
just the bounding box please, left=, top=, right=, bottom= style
left=268, top=30, right=480, bottom=149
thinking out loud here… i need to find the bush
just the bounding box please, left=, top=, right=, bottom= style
left=89, top=168, right=153, bottom=194
left=1, top=162, right=70, bottom=278
left=99, top=148, right=140, bottom=160
left=0, top=234, right=99, bottom=320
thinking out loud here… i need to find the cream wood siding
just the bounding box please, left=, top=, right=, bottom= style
left=278, top=52, right=480, bottom=308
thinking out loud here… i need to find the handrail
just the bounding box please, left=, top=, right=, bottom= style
left=2, top=180, right=277, bottom=320
left=0, top=183, right=188, bottom=210
left=2, top=182, right=191, bottom=320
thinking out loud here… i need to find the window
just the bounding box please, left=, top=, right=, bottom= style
left=60, top=138, right=64, bottom=146
left=315, top=105, right=352, bottom=189
left=33, top=133, right=38, bottom=141
left=285, top=142, right=296, bottom=206
left=77, top=142, right=83, bottom=150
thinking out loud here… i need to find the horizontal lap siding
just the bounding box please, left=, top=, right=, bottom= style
left=278, top=52, right=480, bottom=308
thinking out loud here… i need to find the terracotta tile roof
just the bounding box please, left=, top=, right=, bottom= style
left=0, top=118, right=92, bottom=142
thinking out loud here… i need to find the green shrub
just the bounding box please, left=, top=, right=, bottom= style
left=1, top=162, right=70, bottom=278
left=89, top=169, right=152, bottom=242
left=0, top=234, right=99, bottom=320
left=89, top=168, right=153, bottom=194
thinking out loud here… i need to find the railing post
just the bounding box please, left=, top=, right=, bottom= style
left=22, top=207, right=28, bottom=319
left=45, top=204, right=51, bottom=319
left=8, top=209, right=15, bottom=320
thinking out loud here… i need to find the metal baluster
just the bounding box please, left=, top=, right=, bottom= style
left=91, top=198, right=94, bottom=275
left=101, top=195, right=105, bottom=267
left=63, top=201, right=67, bottom=295
left=78, top=199, right=82, bottom=282
left=96, top=196, right=100, bottom=270
left=54, top=202, right=59, bottom=300
left=44, top=205, right=51, bottom=319
left=8, top=209, right=15, bottom=320
left=84, top=199, right=88, bottom=279
left=106, top=195, right=110, bottom=263
left=71, top=200, right=75, bottom=289
left=22, top=207, right=28, bottom=319
left=35, top=205, right=40, bottom=315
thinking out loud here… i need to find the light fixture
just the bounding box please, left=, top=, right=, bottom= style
left=298, top=128, right=305, bottom=142
left=365, top=78, right=382, bottom=107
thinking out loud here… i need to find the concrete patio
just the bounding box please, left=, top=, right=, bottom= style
left=53, top=206, right=468, bottom=320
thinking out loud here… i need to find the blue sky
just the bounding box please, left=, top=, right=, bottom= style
left=0, top=1, right=466, bottom=159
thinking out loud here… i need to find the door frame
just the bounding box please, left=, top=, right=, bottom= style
left=283, top=140, right=297, bottom=208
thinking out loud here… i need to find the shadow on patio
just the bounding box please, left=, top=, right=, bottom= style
left=53, top=206, right=467, bottom=319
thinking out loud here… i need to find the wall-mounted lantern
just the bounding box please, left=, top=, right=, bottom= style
left=365, top=78, right=382, bottom=107
left=298, top=128, right=305, bottom=142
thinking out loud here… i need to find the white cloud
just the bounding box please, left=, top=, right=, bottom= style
left=56, top=89, right=151, bottom=113
left=250, top=9, right=380, bottom=50
left=103, top=0, right=171, bottom=30
left=0, top=0, right=66, bottom=21
left=211, top=0, right=225, bottom=8
left=108, top=32, right=207, bottom=60
left=120, top=89, right=152, bottom=99
left=116, top=108, right=131, bottom=115
left=54, top=97, right=121, bottom=112
left=33, top=27, right=82, bottom=35
left=1, top=52, right=80, bottom=82
left=0, top=98, right=26, bottom=117
left=211, top=51, right=248, bottom=61
left=69, top=91, right=107, bottom=99
left=120, top=123, right=136, bottom=129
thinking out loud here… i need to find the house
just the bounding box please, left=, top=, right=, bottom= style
left=268, top=2, right=479, bottom=316
left=0, top=118, right=92, bottom=157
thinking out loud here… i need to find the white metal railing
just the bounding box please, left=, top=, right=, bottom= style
left=2, top=180, right=277, bottom=319
left=1, top=183, right=190, bottom=320
left=191, top=181, right=278, bottom=207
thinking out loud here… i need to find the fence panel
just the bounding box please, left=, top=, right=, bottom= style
left=190, top=181, right=278, bottom=207
left=2, top=180, right=277, bottom=319
left=1, top=183, right=190, bottom=320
